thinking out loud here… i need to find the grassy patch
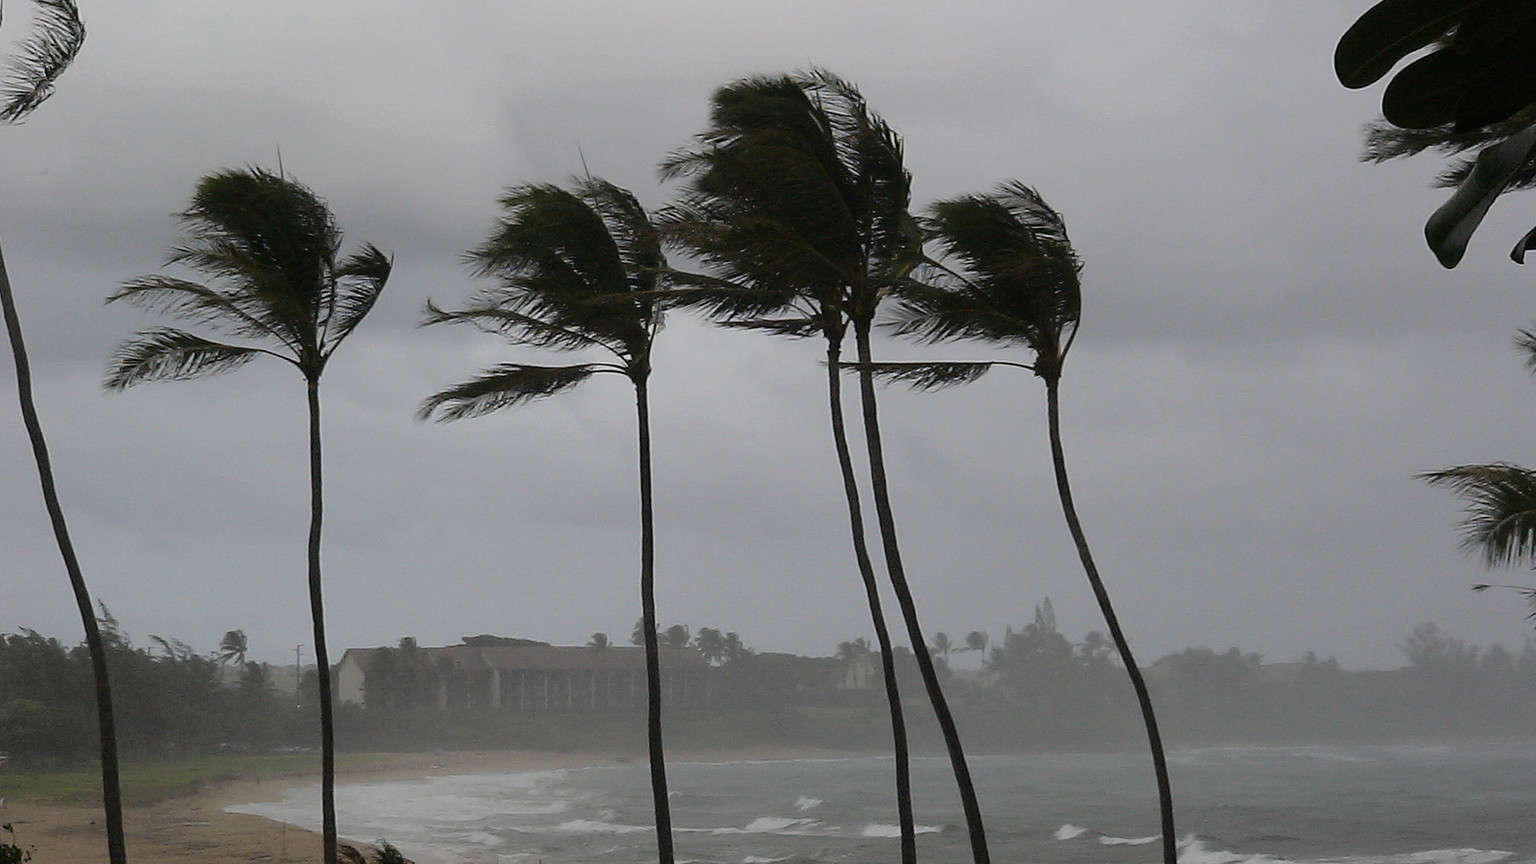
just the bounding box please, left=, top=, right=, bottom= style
left=0, top=753, right=382, bottom=805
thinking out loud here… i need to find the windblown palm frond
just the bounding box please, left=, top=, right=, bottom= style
left=417, top=362, right=619, bottom=421
left=104, top=327, right=264, bottom=389
left=893, top=182, right=1082, bottom=373
left=1471, top=583, right=1536, bottom=620
left=1421, top=463, right=1536, bottom=567
left=1515, top=326, right=1536, bottom=374
left=456, top=181, right=661, bottom=366
left=718, top=316, right=824, bottom=338
left=0, top=0, right=85, bottom=124
left=659, top=70, right=920, bottom=328
left=328, top=243, right=392, bottom=349
left=839, top=361, right=1004, bottom=391
left=108, top=167, right=389, bottom=381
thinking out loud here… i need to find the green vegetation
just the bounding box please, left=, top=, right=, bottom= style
left=0, top=753, right=382, bottom=806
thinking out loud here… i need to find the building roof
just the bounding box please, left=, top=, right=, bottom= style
left=340, top=643, right=707, bottom=674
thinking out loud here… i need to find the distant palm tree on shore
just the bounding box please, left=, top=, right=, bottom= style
left=853, top=181, right=1178, bottom=864
left=107, top=166, right=391, bottom=864
left=420, top=178, right=678, bottom=864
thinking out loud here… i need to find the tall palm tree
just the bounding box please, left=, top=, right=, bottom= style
left=857, top=181, right=1178, bottom=864
left=0, top=6, right=122, bottom=863
left=418, top=177, right=677, bottom=864
left=932, top=631, right=952, bottom=660
left=661, top=70, right=988, bottom=864
left=106, top=167, right=391, bottom=864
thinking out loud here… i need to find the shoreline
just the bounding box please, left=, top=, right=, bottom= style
left=0, top=746, right=870, bottom=863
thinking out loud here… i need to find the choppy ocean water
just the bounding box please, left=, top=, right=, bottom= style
left=226, top=744, right=1536, bottom=864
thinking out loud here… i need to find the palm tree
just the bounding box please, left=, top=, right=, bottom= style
left=218, top=629, right=249, bottom=667
left=419, top=177, right=677, bottom=864
left=694, top=627, right=725, bottom=665
left=0, top=6, right=122, bottom=863
left=932, top=631, right=952, bottom=660
left=1422, top=331, right=1536, bottom=621
left=588, top=632, right=611, bottom=651
left=858, top=181, right=1178, bottom=864
left=106, top=167, right=391, bottom=864
left=661, top=624, right=691, bottom=650
left=962, top=630, right=989, bottom=654
left=661, top=70, right=981, bottom=864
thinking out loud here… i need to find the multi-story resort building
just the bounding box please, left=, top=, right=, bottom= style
left=336, top=640, right=711, bottom=712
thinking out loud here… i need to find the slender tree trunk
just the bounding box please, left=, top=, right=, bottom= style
left=853, top=322, right=989, bottom=864
left=1045, top=376, right=1176, bottom=864
left=635, top=379, right=675, bottom=864
left=306, top=376, right=339, bottom=864
left=826, top=339, right=916, bottom=864
left=0, top=243, right=127, bottom=864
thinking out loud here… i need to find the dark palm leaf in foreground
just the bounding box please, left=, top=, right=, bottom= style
left=420, top=178, right=678, bottom=864
left=662, top=70, right=984, bottom=864
left=870, top=182, right=1179, bottom=864
left=0, top=5, right=122, bottom=863
left=1335, top=0, right=1536, bottom=267
left=106, top=167, right=391, bottom=864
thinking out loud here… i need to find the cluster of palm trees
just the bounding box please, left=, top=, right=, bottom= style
left=1, top=8, right=1178, bottom=860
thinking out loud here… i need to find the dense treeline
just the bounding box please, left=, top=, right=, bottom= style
left=0, top=612, right=320, bottom=766
left=5, top=609, right=1535, bottom=766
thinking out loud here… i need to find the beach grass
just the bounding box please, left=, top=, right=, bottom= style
left=0, top=753, right=386, bottom=805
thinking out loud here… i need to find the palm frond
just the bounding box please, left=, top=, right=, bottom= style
left=417, top=363, right=618, bottom=422
left=0, top=0, right=85, bottom=124
left=718, top=316, right=823, bottom=338
left=421, top=297, right=614, bottom=353
left=838, top=360, right=999, bottom=391
left=1515, top=327, right=1536, bottom=374
left=325, top=243, right=392, bottom=352
left=107, top=275, right=300, bottom=351
left=901, top=181, right=1082, bottom=370
left=1421, top=463, right=1536, bottom=567
left=104, top=327, right=266, bottom=389
left=1470, top=583, right=1536, bottom=621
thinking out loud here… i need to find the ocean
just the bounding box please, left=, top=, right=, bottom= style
left=225, top=744, right=1536, bottom=864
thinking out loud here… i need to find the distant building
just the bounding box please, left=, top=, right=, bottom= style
left=336, top=642, right=710, bottom=712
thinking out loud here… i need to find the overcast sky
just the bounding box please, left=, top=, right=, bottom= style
left=3, top=1, right=1535, bottom=671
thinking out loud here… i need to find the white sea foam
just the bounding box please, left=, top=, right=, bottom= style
left=794, top=795, right=823, bottom=811
left=1102, top=834, right=1160, bottom=846
left=703, top=816, right=828, bottom=835
left=743, top=857, right=794, bottom=863
left=1176, top=838, right=1514, bottom=864
left=861, top=823, right=943, bottom=837
left=554, top=818, right=652, bottom=834
left=1055, top=823, right=1088, bottom=840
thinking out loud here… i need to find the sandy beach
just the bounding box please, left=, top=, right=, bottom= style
left=0, top=746, right=862, bottom=863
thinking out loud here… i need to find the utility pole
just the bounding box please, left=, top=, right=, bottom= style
left=294, top=643, right=304, bottom=707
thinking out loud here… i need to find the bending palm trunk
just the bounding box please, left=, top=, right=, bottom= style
left=854, top=324, right=990, bottom=864
left=1047, top=378, right=1176, bottom=864
left=307, top=378, right=340, bottom=864
left=0, top=245, right=127, bottom=864
left=827, top=341, right=916, bottom=863
left=635, top=380, right=676, bottom=864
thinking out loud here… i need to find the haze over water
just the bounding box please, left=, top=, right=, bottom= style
left=227, top=744, right=1536, bottom=864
